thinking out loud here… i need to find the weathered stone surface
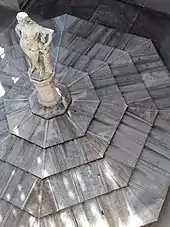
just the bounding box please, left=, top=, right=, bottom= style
left=0, top=14, right=170, bottom=227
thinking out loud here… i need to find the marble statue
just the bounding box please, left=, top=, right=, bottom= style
left=15, top=12, right=54, bottom=79
left=15, top=12, right=61, bottom=107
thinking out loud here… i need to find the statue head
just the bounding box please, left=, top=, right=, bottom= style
left=16, top=12, right=32, bottom=25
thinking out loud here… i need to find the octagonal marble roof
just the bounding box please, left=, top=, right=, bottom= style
left=0, top=14, right=170, bottom=227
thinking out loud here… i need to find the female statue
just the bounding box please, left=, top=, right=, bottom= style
left=15, top=12, right=54, bottom=80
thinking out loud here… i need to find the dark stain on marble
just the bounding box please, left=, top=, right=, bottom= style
left=99, top=0, right=146, bottom=6
left=130, top=7, right=170, bottom=71
left=0, top=5, right=16, bottom=30
left=90, top=1, right=141, bottom=33
left=24, top=0, right=70, bottom=18
left=66, top=5, right=97, bottom=20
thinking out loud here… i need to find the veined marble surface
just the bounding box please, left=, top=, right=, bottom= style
left=0, top=14, right=170, bottom=227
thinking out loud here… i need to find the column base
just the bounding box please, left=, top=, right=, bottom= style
left=30, top=73, right=61, bottom=108
left=28, top=84, right=72, bottom=119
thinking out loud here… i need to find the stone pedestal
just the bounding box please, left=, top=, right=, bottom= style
left=29, top=83, right=72, bottom=119
left=30, top=73, right=61, bottom=108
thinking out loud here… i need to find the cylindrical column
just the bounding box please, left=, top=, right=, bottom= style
left=30, top=74, right=61, bottom=107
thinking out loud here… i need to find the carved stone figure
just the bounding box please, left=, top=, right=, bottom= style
left=15, top=12, right=61, bottom=107
left=15, top=12, right=54, bottom=79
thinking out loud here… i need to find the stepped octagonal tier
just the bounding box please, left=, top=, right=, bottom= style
left=0, top=14, right=170, bottom=227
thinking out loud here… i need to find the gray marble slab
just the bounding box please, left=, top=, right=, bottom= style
left=0, top=160, right=38, bottom=211
left=5, top=99, right=28, bottom=116
left=130, top=159, right=170, bottom=199
left=72, top=199, right=110, bottom=227
left=98, top=188, right=154, bottom=227
left=76, top=132, right=109, bottom=160
left=88, top=101, right=126, bottom=142
left=0, top=102, right=8, bottom=140
left=124, top=185, right=160, bottom=225
left=0, top=134, right=108, bottom=179
left=5, top=76, right=33, bottom=100
left=22, top=153, right=133, bottom=217
left=144, top=110, right=170, bottom=159
left=3, top=58, right=27, bottom=77
left=128, top=97, right=158, bottom=124
left=24, top=179, right=43, bottom=217
left=101, top=157, right=132, bottom=188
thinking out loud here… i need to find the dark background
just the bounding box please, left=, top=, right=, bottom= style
left=17, top=0, right=170, bottom=15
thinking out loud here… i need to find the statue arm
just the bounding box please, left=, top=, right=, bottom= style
left=15, top=25, right=21, bottom=38
left=43, top=28, right=54, bottom=47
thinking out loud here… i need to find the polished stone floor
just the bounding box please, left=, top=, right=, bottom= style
left=0, top=1, right=170, bottom=227
left=0, top=13, right=170, bottom=227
